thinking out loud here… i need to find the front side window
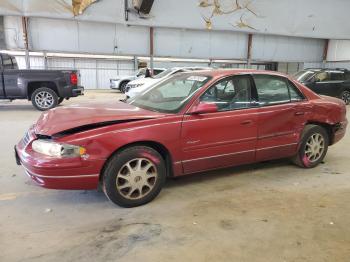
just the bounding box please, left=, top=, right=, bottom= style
left=254, top=75, right=290, bottom=105
left=129, top=74, right=211, bottom=113
left=1, top=54, right=13, bottom=69
left=200, top=75, right=252, bottom=111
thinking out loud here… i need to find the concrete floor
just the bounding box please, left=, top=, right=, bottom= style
left=1, top=90, right=350, bottom=262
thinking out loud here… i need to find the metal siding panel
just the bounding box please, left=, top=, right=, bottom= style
left=154, top=28, right=248, bottom=59
left=252, top=35, right=324, bottom=62
left=115, top=24, right=149, bottom=56
left=29, top=18, right=79, bottom=52
left=79, top=68, right=96, bottom=89
left=78, top=21, right=116, bottom=54
left=327, top=40, right=350, bottom=61
left=209, top=31, right=247, bottom=59
left=48, top=58, right=74, bottom=69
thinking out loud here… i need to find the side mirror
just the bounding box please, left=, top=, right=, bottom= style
left=189, top=102, right=218, bottom=114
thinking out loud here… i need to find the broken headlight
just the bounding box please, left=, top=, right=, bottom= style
left=32, top=139, right=86, bottom=158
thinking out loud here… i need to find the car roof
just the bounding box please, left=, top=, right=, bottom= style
left=181, top=68, right=291, bottom=79
left=304, top=68, right=348, bottom=72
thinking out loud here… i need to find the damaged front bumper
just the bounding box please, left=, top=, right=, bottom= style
left=14, top=128, right=103, bottom=190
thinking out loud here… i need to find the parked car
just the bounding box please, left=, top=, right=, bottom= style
left=110, top=68, right=165, bottom=93
left=0, top=53, right=84, bottom=111
left=15, top=69, right=347, bottom=207
left=125, top=67, right=211, bottom=98
left=293, top=68, right=350, bottom=105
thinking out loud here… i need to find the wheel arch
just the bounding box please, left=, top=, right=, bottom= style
left=99, top=140, right=174, bottom=183
left=304, top=121, right=335, bottom=145
left=27, top=81, right=58, bottom=100
left=119, top=80, right=130, bottom=88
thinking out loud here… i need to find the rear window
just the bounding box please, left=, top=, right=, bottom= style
left=1, top=54, right=17, bottom=69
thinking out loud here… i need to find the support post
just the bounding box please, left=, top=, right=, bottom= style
left=21, top=16, right=30, bottom=69
left=322, top=39, right=329, bottom=68
left=43, top=51, right=48, bottom=70
left=247, top=33, right=253, bottom=68
left=133, top=56, right=138, bottom=71
left=149, top=27, right=154, bottom=74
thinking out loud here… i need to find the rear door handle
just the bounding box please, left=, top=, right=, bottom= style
left=295, top=111, right=305, bottom=116
left=241, top=120, right=253, bottom=125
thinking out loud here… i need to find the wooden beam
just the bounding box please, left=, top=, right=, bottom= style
left=21, top=16, right=30, bottom=69
left=149, top=26, right=154, bottom=73
left=323, top=39, right=329, bottom=63
left=247, top=33, right=253, bottom=68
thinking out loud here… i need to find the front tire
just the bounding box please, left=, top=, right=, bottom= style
left=120, top=81, right=129, bottom=93
left=31, top=87, right=58, bottom=111
left=102, top=146, right=166, bottom=207
left=292, top=125, right=329, bottom=168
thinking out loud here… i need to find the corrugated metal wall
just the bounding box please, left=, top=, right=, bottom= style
left=5, top=16, right=325, bottom=63
left=15, top=56, right=135, bottom=89
left=252, top=35, right=325, bottom=62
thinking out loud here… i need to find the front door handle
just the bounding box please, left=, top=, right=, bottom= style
left=295, top=111, right=305, bottom=116
left=241, top=120, right=253, bottom=125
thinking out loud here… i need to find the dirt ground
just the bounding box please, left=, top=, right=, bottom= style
left=1, top=90, right=349, bottom=262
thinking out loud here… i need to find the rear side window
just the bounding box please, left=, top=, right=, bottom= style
left=329, top=72, right=344, bottom=81
left=253, top=75, right=290, bottom=105
left=345, top=72, right=350, bottom=81
left=253, top=75, right=304, bottom=106
left=153, top=69, right=163, bottom=75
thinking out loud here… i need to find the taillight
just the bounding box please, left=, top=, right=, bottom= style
left=70, top=73, right=78, bottom=85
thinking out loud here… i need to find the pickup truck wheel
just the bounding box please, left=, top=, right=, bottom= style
left=292, top=125, right=329, bottom=168
left=58, top=97, right=64, bottom=105
left=102, top=146, right=166, bottom=207
left=31, top=87, right=58, bottom=111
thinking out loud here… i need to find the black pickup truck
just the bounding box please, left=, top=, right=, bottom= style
left=0, top=53, right=84, bottom=110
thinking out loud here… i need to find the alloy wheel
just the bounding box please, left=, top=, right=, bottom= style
left=116, top=158, right=157, bottom=200
left=304, top=133, right=325, bottom=162
left=35, top=91, right=54, bottom=109
left=341, top=91, right=350, bottom=105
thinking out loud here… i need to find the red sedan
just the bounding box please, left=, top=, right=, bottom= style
left=15, top=70, right=347, bottom=207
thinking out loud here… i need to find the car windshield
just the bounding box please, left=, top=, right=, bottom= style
left=129, top=74, right=211, bottom=113
left=152, top=68, right=175, bottom=79
left=293, top=70, right=315, bottom=82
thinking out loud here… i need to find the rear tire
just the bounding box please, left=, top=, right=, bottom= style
left=102, top=146, right=166, bottom=207
left=340, top=90, right=350, bottom=105
left=31, top=87, right=58, bottom=111
left=292, top=125, right=329, bottom=168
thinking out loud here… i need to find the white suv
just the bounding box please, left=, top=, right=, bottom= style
left=125, top=67, right=211, bottom=98
left=110, top=68, right=165, bottom=93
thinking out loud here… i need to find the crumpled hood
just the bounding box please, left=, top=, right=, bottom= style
left=34, top=102, right=166, bottom=136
